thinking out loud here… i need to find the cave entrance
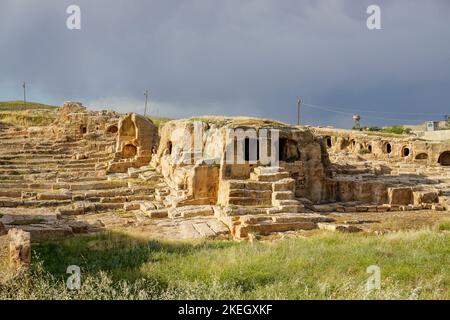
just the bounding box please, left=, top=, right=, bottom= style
left=438, top=151, right=450, bottom=166
left=123, top=144, right=137, bottom=158
left=244, top=138, right=259, bottom=162
left=106, top=125, right=118, bottom=134
left=402, top=147, right=410, bottom=157
left=415, top=153, right=428, bottom=160
left=384, top=142, right=392, bottom=154
left=279, top=138, right=301, bottom=162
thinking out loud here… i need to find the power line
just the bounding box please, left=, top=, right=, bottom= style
left=302, top=102, right=442, bottom=122
left=303, top=102, right=445, bottom=117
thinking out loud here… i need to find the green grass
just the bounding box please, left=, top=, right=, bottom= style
left=436, top=218, right=450, bottom=231
left=0, top=100, right=58, bottom=111
left=0, top=100, right=58, bottom=127
left=358, top=126, right=411, bottom=136
left=0, top=109, right=56, bottom=127
left=147, top=116, right=172, bottom=127
left=1, top=229, right=448, bottom=299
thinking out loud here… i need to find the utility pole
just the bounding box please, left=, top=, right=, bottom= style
left=144, top=90, right=149, bottom=116
left=297, top=98, right=301, bottom=125
left=22, top=82, right=27, bottom=108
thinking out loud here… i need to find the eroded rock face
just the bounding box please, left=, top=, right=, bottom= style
left=107, top=113, right=159, bottom=173
left=312, top=127, right=450, bottom=167
left=12, top=101, right=122, bottom=140
left=154, top=117, right=332, bottom=207
left=59, top=101, right=86, bottom=115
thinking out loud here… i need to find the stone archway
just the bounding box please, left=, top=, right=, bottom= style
left=402, top=146, right=410, bottom=157
left=383, top=142, right=392, bottom=154
left=415, top=153, right=428, bottom=160
left=325, top=136, right=332, bottom=148
left=279, top=138, right=300, bottom=162
left=438, top=151, right=450, bottom=166
left=119, top=116, right=136, bottom=140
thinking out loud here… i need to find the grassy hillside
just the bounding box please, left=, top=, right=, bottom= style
left=0, top=110, right=57, bottom=127
left=1, top=223, right=449, bottom=299
left=0, top=100, right=58, bottom=111
left=0, top=101, right=58, bottom=127
left=147, top=116, right=172, bottom=127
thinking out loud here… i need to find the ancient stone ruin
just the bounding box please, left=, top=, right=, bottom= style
left=0, top=226, right=31, bottom=275
left=1, top=101, right=449, bottom=261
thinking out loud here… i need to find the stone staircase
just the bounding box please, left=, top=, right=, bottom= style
left=216, top=166, right=329, bottom=239
left=219, top=166, right=304, bottom=215
left=0, top=134, right=156, bottom=217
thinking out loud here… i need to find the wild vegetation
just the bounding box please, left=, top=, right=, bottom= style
left=0, top=110, right=56, bottom=127
left=360, top=126, right=412, bottom=135
left=0, top=100, right=58, bottom=111
left=1, top=225, right=448, bottom=299
left=0, top=101, right=58, bottom=127
left=147, top=116, right=172, bottom=127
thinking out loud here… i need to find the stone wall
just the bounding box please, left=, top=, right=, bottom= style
left=107, top=113, right=159, bottom=173
left=415, top=129, right=450, bottom=141
left=154, top=118, right=332, bottom=205
left=312, top=127, right=450, bottom=167
left=50, top=102, right=121, bottom=139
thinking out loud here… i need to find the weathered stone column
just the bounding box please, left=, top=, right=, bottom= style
left=8, top=228, right=31, bottom=272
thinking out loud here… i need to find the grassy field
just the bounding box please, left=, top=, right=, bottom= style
left=0, top=110, right=56, bottom=127
left=1, top=225, right=448, bottom=300
left=147, top=116, right=172, bottom=127
left=0, top=101, right=58, bottom=127
left=0, top=100, right=58, bottom=111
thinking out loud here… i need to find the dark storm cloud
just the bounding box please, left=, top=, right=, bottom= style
left=1, top=0, right=450, bottom=127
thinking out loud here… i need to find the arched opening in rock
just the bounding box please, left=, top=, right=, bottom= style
left=122, top=144, right=137, bottom=158
left=402, top=147, right=410, bottom=157
left=244, top=138, right=259, bottom=162
left=106, top=125, right=118, bottom=134
left=415, top=153, right=428, bottom=160
left=368, top=145, right=372, bottom=153
left=119, top=116, right=136, bottom=140
left=438, top=151, right=450, bottom=166
left=325, top=136, right=332, bottom=148
left=384, top=142, right=392, bottom=154
left=279, top=138, right=301, bottom=162
left=167, top=141, right=173, bottom=155
left=80, top=125, right=87, bottom=134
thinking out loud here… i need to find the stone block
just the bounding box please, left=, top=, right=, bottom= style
left=8, top=229, right=31, bottom=271
left=388, top=187, right=413, bottom=205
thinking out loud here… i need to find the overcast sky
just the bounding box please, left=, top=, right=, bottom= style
left=1, top=0, right=449, bottom=128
